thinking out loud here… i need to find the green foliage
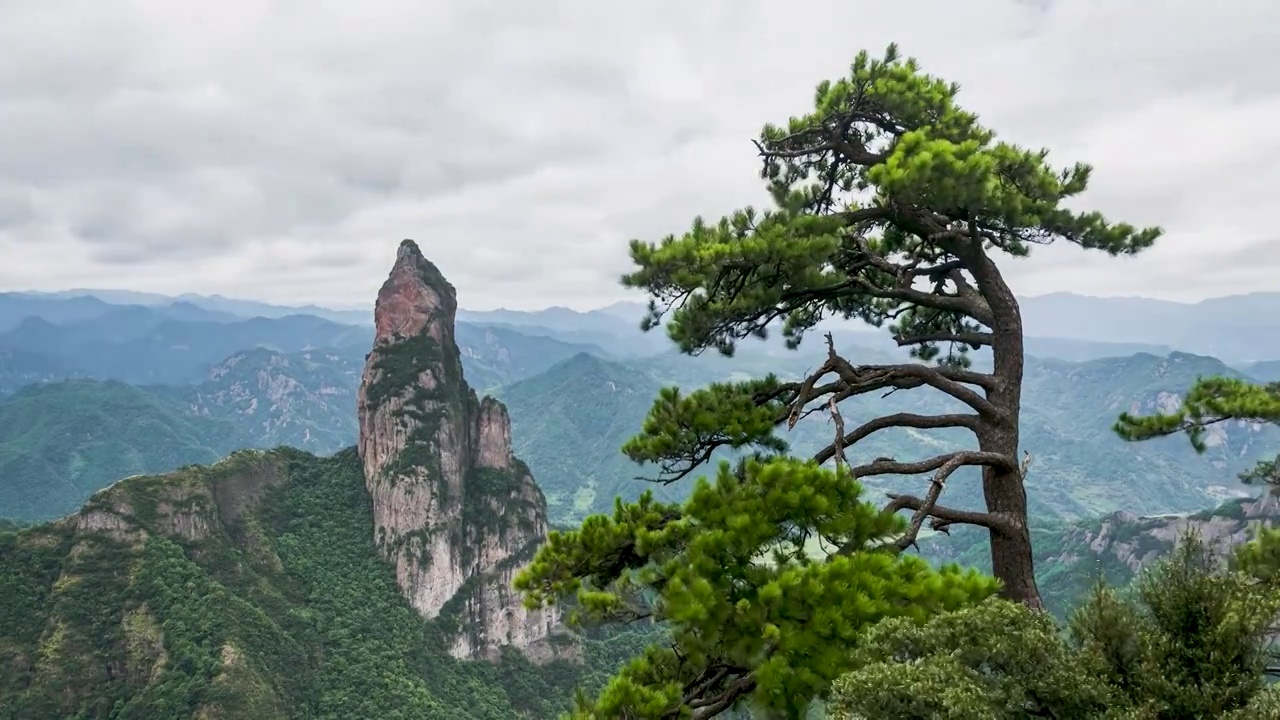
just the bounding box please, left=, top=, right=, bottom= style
left=1115, top=375, right=1280, bottom=489
left=829, top=598, right=1116, bottom=719
left=622, top=44, right=1159, bottom=358
left=0, top=449, right=639, bottom=719
left=0, top=379, right=250, bottom=522
left=620, top=377, right=790, bottom=475
left=517, top=457, right=998, bottom=716
left=1071, top=534, right=1280, bottom=718
left=1233, top=524, right=1280, bottom=586
left=831, top=533, right=1280, bottom=720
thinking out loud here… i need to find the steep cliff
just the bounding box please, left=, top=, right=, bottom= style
left=357, top=239, right=563, bottom=661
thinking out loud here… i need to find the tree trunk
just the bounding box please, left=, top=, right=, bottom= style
left=968, top=244, right=1043, bottom=610
left=983, top=455, right=1043, bottom=610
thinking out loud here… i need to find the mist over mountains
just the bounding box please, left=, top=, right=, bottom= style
left=3, top=285, right=1278, bottom=529
left=10, top=288, right=1280, bottom=363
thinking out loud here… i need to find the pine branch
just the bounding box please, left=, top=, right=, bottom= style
left=812, top=412, right=981, bottom=465
left=842, top=236, right=995, bottom=326
left=785, top=332, right=998, bottom=420
left=680, top=673, right=758, bottom=719
left=893, top=330, right=993, bottom=349
left=845, top=449, right=1013, bottom=481
left=1115, top=378, right=1280, bottom=449
left=880, top=451, right=1019, bottom=551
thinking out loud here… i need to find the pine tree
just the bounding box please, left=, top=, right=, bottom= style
left=1115, top=376, right=1280, bottom=491
left=518, top=44, right=1161, bottom=716
left=619, top=43, right=1158, bottom=608
left=517, top=458, right=998, bottom=717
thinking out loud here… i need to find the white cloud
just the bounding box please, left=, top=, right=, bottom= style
left=1, top=0, right=1276, bottom=309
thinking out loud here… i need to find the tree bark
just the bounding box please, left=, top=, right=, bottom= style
left=965, top=241, right=1044, bottom=610
left=981, top=442, right=1042, bottom=609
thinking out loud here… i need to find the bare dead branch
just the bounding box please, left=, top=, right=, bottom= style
left=812, top=412, right=981, bottom=465
left=780, top=333, right=997, bottom=415
left=893, top=330, right=993, bottom=348
left=879, top=451, right=1012, bottom=551
left=753, top=128, right=887, bottom=166
left=828, top=395, right=847, bottom=471
left=687, top=675, right=758, bottom=719
left=846, top=237, right=995, bottom=326
left=820, top=357, right=1000, bottom=418
left=880, top=495, right=1014, bottom=536
left=655, top=659, right=759, bottom=720
left=847, top=449, right=1013, bottom=480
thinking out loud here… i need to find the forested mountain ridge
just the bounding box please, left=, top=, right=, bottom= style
left=919, top=491, right=1280, bottom=618
left=503, top=348, right=1276, bottom=526
left=0, top=349, right=359, bottom=524
left=0, top=242, right=645, bottom=719
left=0, top=448, right=643, bottom=719
left=0, top=316, right=607, bottom=523
left=6, top=334, right=1274, bottom=530
left=0, top=380, right=250, bottom=523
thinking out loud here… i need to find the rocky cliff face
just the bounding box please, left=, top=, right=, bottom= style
left=183, top=348, right=362, bottom=454
left=1052, top=492, right=1279, bottom=577
left=1059, top=489, right=1280, bottom=568
left=356, top=239, right=563, bottom=661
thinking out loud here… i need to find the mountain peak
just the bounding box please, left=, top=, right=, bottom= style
left=373, top=239, right=456, bottom=347
left=356, top=239, right=568, bottom=662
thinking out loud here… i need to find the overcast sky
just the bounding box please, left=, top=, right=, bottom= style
left=1, top=0, right=1277, bottom=311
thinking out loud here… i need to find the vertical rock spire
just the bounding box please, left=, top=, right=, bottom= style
left=356, top=239, right=565, bottom=661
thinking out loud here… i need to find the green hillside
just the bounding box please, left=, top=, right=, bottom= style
left=0, top=345, right=368, bottom=523
left=917, top=492, right=1279, bottom=619
left=1243, top=360, right=1280, bottom=382
left=0, top=381, right=249, bottom=523
left=498, top=352, right=680, bottom=525
left=0, top=348, right=75, bottom=397
left=0, top=448, right=647, bottom=720
left=453, top=323, right=608, bottom=392
left=503, top=349, right=1277, bottom=526
left=10, top=342, right=1272, bottom=529
left=0, top=322, right=606, bottom=523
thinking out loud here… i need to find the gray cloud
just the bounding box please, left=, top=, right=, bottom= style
left=1, top=0, right=1278, bottom=309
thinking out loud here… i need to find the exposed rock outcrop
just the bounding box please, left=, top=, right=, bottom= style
left=356, top=239, right=564, bottom=661
left=72, top=449, right=292, bottom=545
left=1042, top=492, right=1279, bottom=586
